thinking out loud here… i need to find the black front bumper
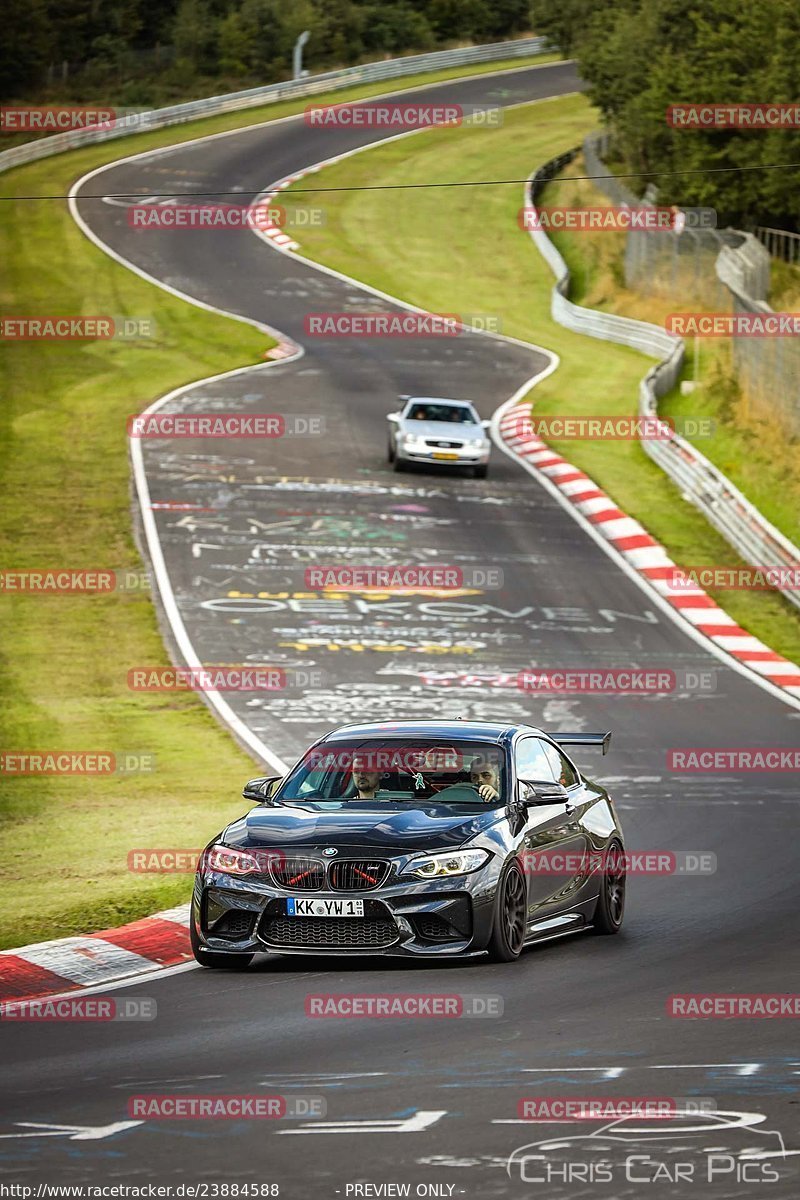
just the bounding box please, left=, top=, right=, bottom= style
left=192, top=868, right=498, bottom=958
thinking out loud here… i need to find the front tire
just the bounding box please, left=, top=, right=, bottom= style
left=191, top=919, right=254, bottom=969
left=387, top=438, right=395, bottom=463
left=393, top=455, right=407, bottom=472
left=592, top=839, right=626, bottom=934
left=487, top=862, right=526, bottom=962
left=474, top=465, right=488, bottom=479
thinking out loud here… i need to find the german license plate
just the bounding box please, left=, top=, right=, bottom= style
left=432, top=451, right=459, bottom=460
left=287, top=897, right=364, bottom=917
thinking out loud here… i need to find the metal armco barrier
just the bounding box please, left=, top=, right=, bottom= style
left=526, top=149, right=800, bottom=610
left=0, top=37, right=549, bottom=174
left=584, top=133, right=798, bottom=436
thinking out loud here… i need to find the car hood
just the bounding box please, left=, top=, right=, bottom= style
left=226, top=801, right=503, bottom=853
left=400, top=420, right=484, bottom=441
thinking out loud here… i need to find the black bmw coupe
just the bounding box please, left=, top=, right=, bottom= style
left=190, top=720, right=626, bottom=967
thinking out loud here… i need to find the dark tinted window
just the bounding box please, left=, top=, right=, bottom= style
left=407, top=403, right=475, bottom=424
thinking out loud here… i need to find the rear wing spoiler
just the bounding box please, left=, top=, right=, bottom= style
left=551, top=731, right=612, bottom=756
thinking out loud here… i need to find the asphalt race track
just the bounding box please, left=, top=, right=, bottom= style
left=1, top=62, right=798, bottom=1197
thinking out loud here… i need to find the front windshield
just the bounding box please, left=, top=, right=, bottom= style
left=278, top=740, right=506, bottom=806
left=407, top=403, right=476, bottom=424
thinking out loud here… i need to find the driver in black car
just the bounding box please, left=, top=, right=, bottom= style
left=350, top=757, right=383, bottom=800
left=470, top=755, right=501, bottom=803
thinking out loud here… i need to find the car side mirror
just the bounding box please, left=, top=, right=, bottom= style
left=518, top=779, right=569, bottom=805
left=242, top=775, right=282, bottom=803
left=481, top=419, right=491, bottom=430
left=387, top=412, right=400, bottom=421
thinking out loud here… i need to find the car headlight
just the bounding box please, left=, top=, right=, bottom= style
left=202, top=843, right=266, bottom=876
left=401, top=432, right=427, bottom=448
left=400, top=849, right=490, bottom=878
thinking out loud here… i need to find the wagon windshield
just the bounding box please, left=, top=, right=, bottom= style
left=277, top=740, right=506, bottom=806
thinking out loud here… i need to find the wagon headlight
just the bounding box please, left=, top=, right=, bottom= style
left=400, top=849, right=490, bottom=878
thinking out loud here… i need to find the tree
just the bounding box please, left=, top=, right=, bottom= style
left=362, top=3, right=435, bottom=55
left=537, top=0, right=800, bottom=229
left=0, top=0, right=48, bottom=95
left=529, top=0, right=603, bottom=55
left=218, top=9, right=250, bottom=76
left=172, top=0, right=218, bottom=73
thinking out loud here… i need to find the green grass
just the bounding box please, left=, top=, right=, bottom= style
left=0, top=52, right=561, bottom=951
left=277, top=93, right=800, bottom=663
left=0, top=163, right=269, bottom=951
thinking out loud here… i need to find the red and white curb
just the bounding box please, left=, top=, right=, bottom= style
left=264, top=338, right=297, bottom=360
left=0, top=904, right=191, bottom=1001
left=256, top=173, right=308, bottom=252
left=498, top=403, right=800, bottom=698
left=258, top=178, right=306, bottom=357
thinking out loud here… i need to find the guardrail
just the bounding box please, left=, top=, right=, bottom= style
left=526, top=149, right=800, bottom=610
left=584, top=134, right=798, bottom=436
left=756, top=225, right=800, bottom=265
left=0, top=37, right=550, bottom=174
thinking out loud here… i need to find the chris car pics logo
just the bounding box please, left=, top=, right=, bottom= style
left=507, top=1109, right=789, bottom=1185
